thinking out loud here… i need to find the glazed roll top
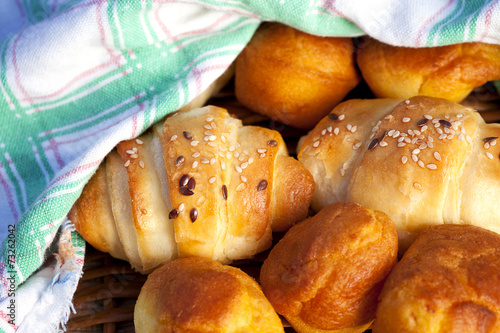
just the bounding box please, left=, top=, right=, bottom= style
left=298, top=96, right=500, bottom=252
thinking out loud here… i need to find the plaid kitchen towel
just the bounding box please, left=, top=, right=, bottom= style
left=0, top=0, right=499, bottom=331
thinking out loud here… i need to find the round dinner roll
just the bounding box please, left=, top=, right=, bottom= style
left=134, top=257, right=284, bottom=333
left=235, top=22, right=360, bottom=129
left=357, top=38, right=500, bottom=102
left=372, top=224, right=500, bottom=333
left=260, top=202, right=398, bottom=333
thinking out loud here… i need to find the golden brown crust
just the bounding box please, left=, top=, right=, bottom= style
left=73, top=105, right=315, bottom=273
left=134, top=257, right=284, bottom=333
left=69, top=163, right=127, bottom=260
left=357, top=38, right=500, bottom=102
left=372, top=224, right=500, bottom=333
left=260, top=202, right=398, bottom=333
left=298, top=96, right=500, bottom=253
left=235, top=22, right=360, bottom=129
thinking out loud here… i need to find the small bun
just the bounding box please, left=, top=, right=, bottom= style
left=373, top=224, right=500, bottom=333
left=357, top=38, right=500, bottom=102
left=260, top=202, right=398, bottom=333
left=235, top=23, right=360, bottom=129
left=134, top=257, right=284, bottom=333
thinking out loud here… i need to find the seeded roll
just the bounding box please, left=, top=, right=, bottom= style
left=298, top=96, right=500, bottom=252
left=71, top=105, right=315, bottom=273
left=357, top=38, right=500, bottom=102
left=135, top=257, right=284, bottom=333
left=260, top=202, right=398, bottom=333
left=373, top=224, right=500, bottom=333
left=235, top=22, right=360, bottom=129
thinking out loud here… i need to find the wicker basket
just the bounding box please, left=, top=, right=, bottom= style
left=66, top=81, right=500, bottom=332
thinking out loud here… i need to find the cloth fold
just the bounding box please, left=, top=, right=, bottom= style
left=0, top=0, right=499, bottom=331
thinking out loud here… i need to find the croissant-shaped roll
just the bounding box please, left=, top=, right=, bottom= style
left=71, top=106, right=314, bottom=273
left=298, top=96, right=500, bottom=252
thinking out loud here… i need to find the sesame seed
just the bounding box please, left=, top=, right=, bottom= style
left=179, top=203, right=185, bottom=212
left=419, top=143, right=428, bottom=150
left=334, top=128, right=340, bottom=135
left=257, top=148, right=267, bottom=154
left=412, top=154, right=418, bottom=162
left=439, top=119, right=452, bottom=128
left=328, top=113, right=339, bottom=120
left=204, top=136, right=210, bottom=142
left=401, top=156, right=408, bottom=164
left=236, top=183, right=247, bottom=192
left=170, top=135, right=178, bottom=141
left=321, top=129, right=327, bottom=135
left=486, top=152, right=494, bottom=159
left=385, top=114, right=393, bottom=120
left=313, top=141, right=320, bottom=148
left=208, top=142, right=216, bottom=147
left=222, top=185, right=228, bottom=200
left=466, top=135, right=473, bottom=144
left=327, top=125, right=333, bottom=133
left=427, top=141, right=434, bottom=148
left=353, top=142, right=363, bottom=150
left=175, top=156, right=185, bottom=166
left=136, top=139, right=143, bottom=145
left=351, top=126, right=357, bottom=133
left=439, top=134, right=447, bottom=140
left=248, top=158, right=254, bottom=164
left=190, top=208, right=198, bottom=222
left=138, top=160, right=144, bottom=168
left=421, top=125, right=428, bottom=132
left=130, top=154, right=138, bottom=159
left=236, top=165, right=242, bottom=173
left=457, top=113, right=463, bottom=118
left=209, top=176, right=216, bottom=184
left=338, top=114, right=345, bottom=120
left=433, top=152, right=441, bottom=161
left=347, top=124, right=352, bottom=131
left=427, top=164, right=437, bottom=170
left=124, top=160, right=130, bottom=167
left=229, top=146, right=235, bottom=152
left=340, top=168, right=345, bottom=176
left=414, top=183, right=423, bottom=190
left=192, top=152, right=200, bottom=158
left=208, top=135, right=216, bottom=141
left=372, top=126, right=379, bottom=133
left=412, top=148, right=421, bottom=155
left=169, top=209, right=179, bottom=219
left=343, top=162, right=349, bottom=170
left=405, top=100, right=410, bottom=104
left=190, top=141, right=199, bottom=146
left=458, top=134, right=465, bottom=141
left=238, top=155, right=245, bottom=161
left=379, top=141, right=388, bottom=147
left=192, top=161, right=198, bottom=168
left=418, top=160, right=425, bottom=168
left=445, top=114, right=450, bottom=119
left=432, top=119, right=440, bottom=123
left=393, top=130, right=400, bottom=138
left=240, top=175, right=247, bottom=183
left=402, top=117, right=411, bottom=123
left=243, top=149, right=249, bottom=155
left=437, top=128, right=443, bottom=135
left=414, top=130, right=421, bottom=136
left=434, top=122, right=441, bottom=128
left=388, top=129, right=395, bottom=137
left=211, top=122, right=216, bottom=129
left=492, top=140, right=497, bottom=146
left=204, top=124, right=212, bottom=130
left=240, top=162, right=248, bottom=169
left=260, top=153, right=266, bottom=158
left=234, top=151, right=240, bottom=158
left=368, top=138, right=379, bottom=150
left=404, top=137, right=411, bottom=143
left=221, top=161, right=225, bottom=170
left=126, top=149, right=135, bottom=155
left=221, top=135, right=226, bottom=143
left=201, top=158, right=209, bottom=164
left=210, top=158, right=216, bottom=165
left=398, top=142, right=406, bottom=148
left=206, top=116, right=214, bottom=122
left=257, top=180, right=268, bottom=191
left=447, top=134, right=454, bottom=140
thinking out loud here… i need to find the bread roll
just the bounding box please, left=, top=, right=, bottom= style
left=235, top=22, right=360, bottom=129
left=71, top=105, right=314, bottom=273
left=373, top=224, right=500, bottom=333
left=298, top=96, right=500, bottom=252
left=260, top=202, right=398, bottom=333
left=134, top=257, right=284, bottom=333
left=357, top=38, right=500, bottom=102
